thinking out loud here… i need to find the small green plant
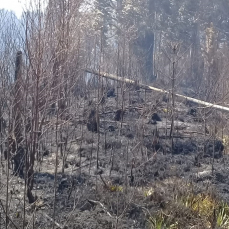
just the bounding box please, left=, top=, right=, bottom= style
left=177, top=193, right=215, bottom=216
left=162, top=108, right=170, bottom=113
left=216, top=202, right=229, bottom=228
left=177, top=192, right=229, bottom=228
left=109, top=185, right=123, bottom=192
left=148, top=212, right=178, bottom=229
left=144, top=187, right=154, bottom=197
left=222, top=135, right=229, bottom=154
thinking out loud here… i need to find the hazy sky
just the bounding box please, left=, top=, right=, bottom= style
left=0, top=1, right=91, bottom=18
left=0, top=0, right=47, bottom=17
left=0, top=0, right=26, bottom=17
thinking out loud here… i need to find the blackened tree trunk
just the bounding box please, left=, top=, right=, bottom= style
left=9, top=51, right=24, bottom=177
left=12, top=51, right=23, bottom=145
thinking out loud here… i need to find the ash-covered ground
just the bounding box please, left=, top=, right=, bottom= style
left=1, top=86, right=229, bottom=228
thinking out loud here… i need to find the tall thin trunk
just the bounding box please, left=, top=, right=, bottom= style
left=170, top=60, right=176, bottom=153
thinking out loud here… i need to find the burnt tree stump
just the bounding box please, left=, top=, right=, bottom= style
left=115, top=109, right=124, bottom=121
left=87, top=108, right=98, bottom=132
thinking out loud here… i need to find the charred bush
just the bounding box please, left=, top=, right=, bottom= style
left=144, top=136, right=161, bottom=152
left=58, top=177, right=69, bottom=193
left=149, top=113, right=162, bottom=125
left=194, top=155, right=201, bottom=167
left=120, top=127, right=135, bottom=139
left=172, top=139, right=197, bottom=155
left=85, top=138, right=95, bottom=144
left=107, top=87, right=115, bottom=97
left=104, top=140, right=122, bottom=150
left=133, top=80, right=141, bottom=91
left=80, top=201, right=95, bottom=211
left=94, top=168, right=103, bottom=175
left=49, top=103, right=56, bottom=115
left=87, top=108, right=98, bottom=132
left=188, top=108, right=197, bottom=117
left=178, top=116, right=185, bottom=122
left=104, top=142, right=112, bottom=150
left=126, top=132, right=134, bottom=139
left=3, top=149, right=7, bottom=160
left=204, top=139, right=224, bottom=158
left=88, top=100, right=93, bottom=106
left=193, top=117, right=204, bottom=122
left=13, top=145, right=25, bottom=178
left=108, top=125, right=115, bottom=132
left=100, top=95, right=106, bottom=104
left=162, top=94, right=169, bottom=102
left=130, top=97, right=144, bottom=105
left=0, top=117, right=6, bottom=134
left=43, top=149, right=50, bottom=157
left=170, top=138, right=224, bottom=158
left=58, top=174, right=86, bottom=194
left=114, top=109, right=124, bottom=121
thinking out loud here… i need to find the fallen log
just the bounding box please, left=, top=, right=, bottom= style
left=85, top=68, right=229, bottom=113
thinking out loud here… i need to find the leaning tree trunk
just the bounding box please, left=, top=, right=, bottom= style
left=85, top=68, right=229, bottom=113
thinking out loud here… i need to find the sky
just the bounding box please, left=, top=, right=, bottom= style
left=0, top=0, right=26, bottom=18
left=0, top=0, right=92, bottom=18
left=0, top=0, right=47, bottom=18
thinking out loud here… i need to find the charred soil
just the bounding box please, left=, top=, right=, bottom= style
left=1, top=87, right=229, bottom=229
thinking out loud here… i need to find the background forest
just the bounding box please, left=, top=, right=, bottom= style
left=1, top=0, right=229, bottom=228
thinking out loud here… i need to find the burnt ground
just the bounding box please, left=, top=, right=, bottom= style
left=1, top=86, right=229, bottom=228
